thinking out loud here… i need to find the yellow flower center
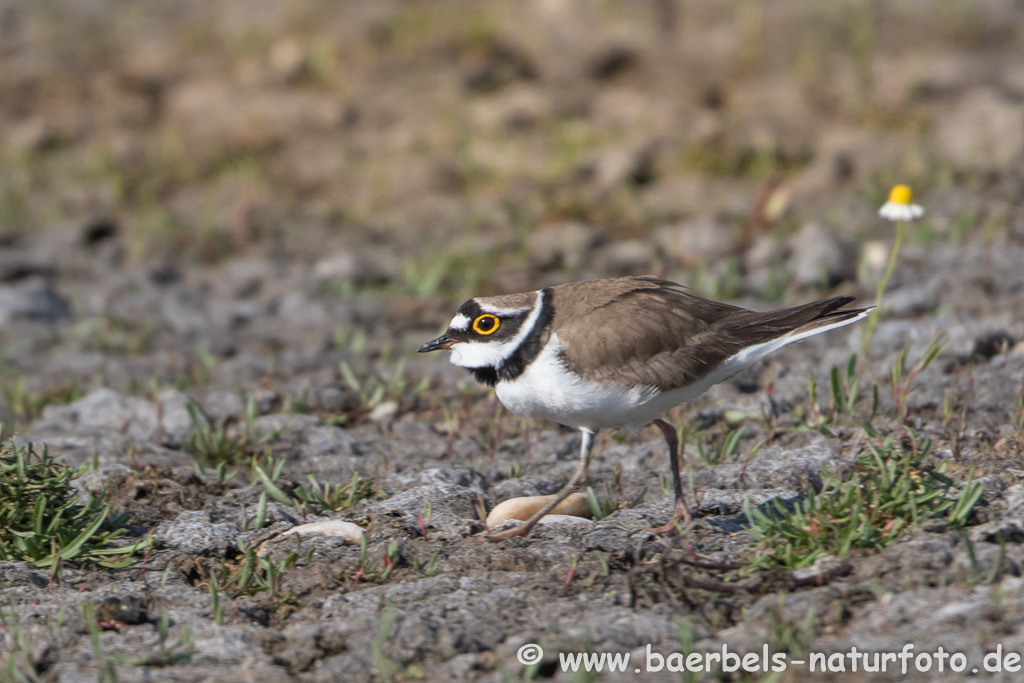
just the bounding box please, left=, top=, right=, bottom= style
left=888, top=184, right=913, bottom=206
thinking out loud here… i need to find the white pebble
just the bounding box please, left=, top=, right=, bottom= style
left=486, top=493, right=592, bottom=528
left=282, top=520, right=365, bottom=544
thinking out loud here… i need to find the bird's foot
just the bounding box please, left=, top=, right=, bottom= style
left=470, top=522, right=533, bottom=543
left=641, top=500, right=693, bottom=535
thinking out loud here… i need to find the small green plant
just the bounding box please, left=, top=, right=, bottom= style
left=251, top=454, right=291, bottom=505
left=210, top=576, right=225, bottom=625
left=246, top=453, right=377, bottom=519
left=1, top=605, right=44, bottom=682
left=338, top=355, right=430, bottom=417
left=293, top=472, right=377, bottom=512
left=1013, top=381, right=1024, bottom=441
left=959, top=531, right=1007, bottom=587
left=70, top=316, right=155, bottom=356
left=506, top=461, right=530, bottom=479
left=147, top=606, right=194, bottom=665
left=371, top=601, right=399, bottom=683
left=254, top=491, right=269, bottom=530
left=767, top=595, right=815, bottom=657
left=745, top=433, right=983, bottom=571
left=257, top=550, right=299, bottom=600
left=676, top=618, right=701, bottom=683
left=794, top=361, right=878, bottom=435
left=379, top=539, right=401, bottom=582
left=101, top=604, right=196, bottom=667
left=351, top=536, right=404, bottom=585
left=696, top=426, right=747, bottom=466
left=797, top=372, right=828, bottom=432
left=891, top=334, right=948, bottom=422
left=223, top=540, right=258, bottom=593
left=81, top=602, right=118, bottom=682
left=689, top=257, right=743, bottom=302
left=562, top=553, right=579, bottom=596
left=412, top=551, right=440, bottom=577
left=1, top=377, right=82, bottom=429
left=356, top=533, right=372, bottom=582
left=184, top=400, right=241, bottom=463
left=221, top=539, right=299, bottom=602
left=586, top=486, right=616, bottom=520
left=282, top=389, right=310, bottom=414
left=829, top=354, right=860, bottom=417
left=0, top=440, right=144, bottom=568
left=418, top=501, right=432, bottom=538
left=499, top=639, right=545, bottom=682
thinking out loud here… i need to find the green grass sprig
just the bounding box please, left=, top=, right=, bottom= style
left=0, top=440, right=144, bottom=568
left=745, top=433, right=983, bottom=571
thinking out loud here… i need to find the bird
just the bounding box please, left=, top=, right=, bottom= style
left=418, top=275, right=869, bottom=541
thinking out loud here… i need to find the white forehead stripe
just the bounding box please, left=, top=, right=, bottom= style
left=449, top=290, right=544, bottom=370
left=477, top=298, right=534, bottom=316
left=449, top=313, right=471, bottom=331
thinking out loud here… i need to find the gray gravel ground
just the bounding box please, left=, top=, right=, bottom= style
left=3, top=1, right=1024, bottom=681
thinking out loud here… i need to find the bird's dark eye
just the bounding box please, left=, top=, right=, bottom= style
left=473, top=314, right=500, bottom=335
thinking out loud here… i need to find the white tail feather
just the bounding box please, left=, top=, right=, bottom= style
left=706, top=307, right=871, bottom=385
left=779, top=307, right=872, bottom=346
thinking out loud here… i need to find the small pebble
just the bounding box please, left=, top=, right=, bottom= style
left=536, top=514, right=595, bottom=527
left=859, top=240, right=889, bottom=285
left=282, top=520, right=365, bottom=544
left=486, top=493, right=592, bottom=528
left=369, top=400, right=399, bottom=422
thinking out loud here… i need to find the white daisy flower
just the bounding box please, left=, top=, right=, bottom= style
left=878, top=184, right=924, bottom=222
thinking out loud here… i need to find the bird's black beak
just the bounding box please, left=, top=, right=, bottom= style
left=417, top=333, right=454, bottom=353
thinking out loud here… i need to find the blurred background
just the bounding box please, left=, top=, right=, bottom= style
left=1, top=0, right=1023, bottom=429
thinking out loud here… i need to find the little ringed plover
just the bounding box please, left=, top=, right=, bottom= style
left=419, top=275, right=869, bottom=541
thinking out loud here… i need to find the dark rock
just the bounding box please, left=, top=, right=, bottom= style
left=81, top=218, right=119, bottom=246
left=0, top=251, right=52, bottom=282
left=972, top=330, right=1015, bottom=361
left=589, top=44, right=639, bottom=81
left=149, top=264, right=182, bottom=285
left=95, top=595, right=150, bottom=625
left=0, top=277, right=69, bottom=324
left=579, top=144, right=657, bottom=190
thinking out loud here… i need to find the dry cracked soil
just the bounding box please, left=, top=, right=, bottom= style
left=3, top=1, right=1024, bottom=681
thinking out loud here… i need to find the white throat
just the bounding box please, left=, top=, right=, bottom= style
left=449, top=290, right=544, bottom=370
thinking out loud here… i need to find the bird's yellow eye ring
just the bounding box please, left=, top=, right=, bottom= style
left=473, top=314, right=500, bottom=335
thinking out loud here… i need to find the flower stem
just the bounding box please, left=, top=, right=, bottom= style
left=861, top=220, right=905, bottom=355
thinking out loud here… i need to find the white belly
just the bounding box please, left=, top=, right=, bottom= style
left=492, top=334, right=779, bottom=432
left=492, top=337, right=668, bottom=431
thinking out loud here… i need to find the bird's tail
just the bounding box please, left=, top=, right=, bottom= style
left=724, top=296, right=871, bottom=347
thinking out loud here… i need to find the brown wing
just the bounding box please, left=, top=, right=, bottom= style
left=551, top=277, right=746, bottom=391
left=552, top=276, right=864, bottom=392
